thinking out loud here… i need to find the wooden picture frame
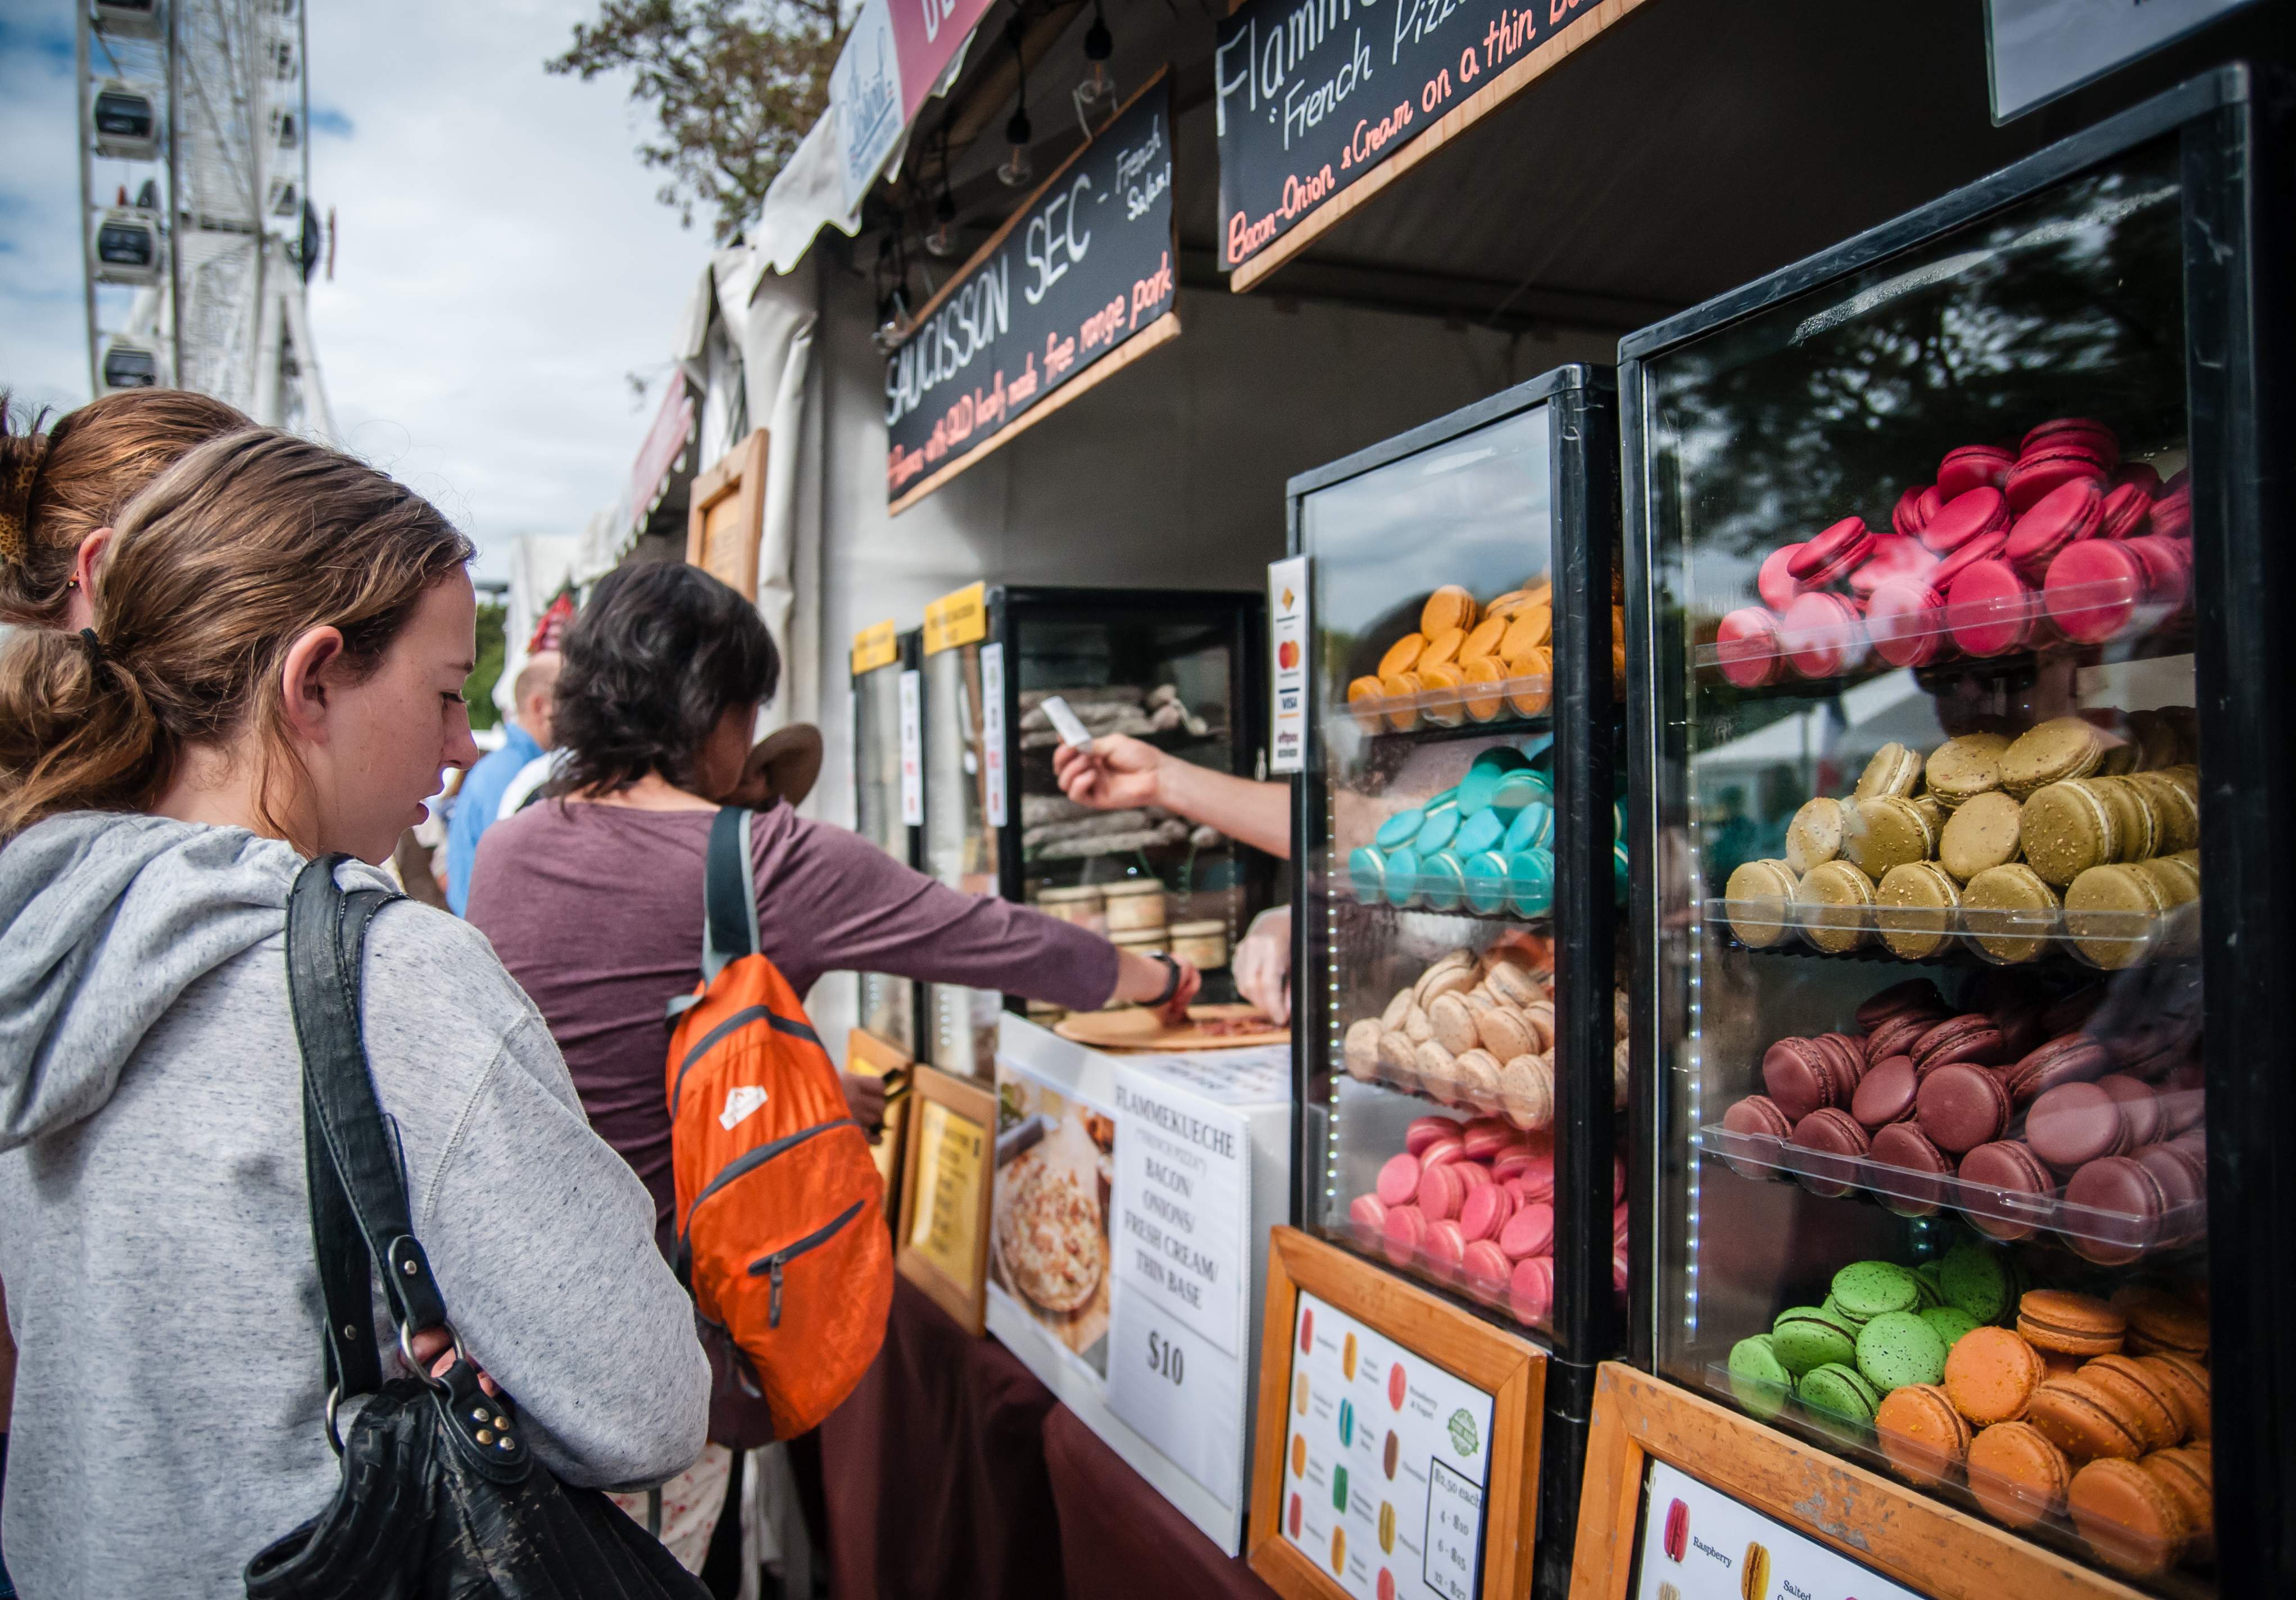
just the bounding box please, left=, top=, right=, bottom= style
left=1246, top=1228, right=1546, bottom=1600
left=686, top=426, right=768, bottom=600
left=845, top=1026, right=914, bottom=1226
left=1567, top=1362, right=2149, bottom=1600
left=893, top=1064, right=997, bottom=1337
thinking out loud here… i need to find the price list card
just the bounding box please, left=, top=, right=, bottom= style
left=1632, top=1460, right=1926, bottom=1600
left=1278, top=1289, right=1494, bottom=1600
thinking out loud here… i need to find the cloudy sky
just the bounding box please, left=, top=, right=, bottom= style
left=1, top=0, right=715, bottom=581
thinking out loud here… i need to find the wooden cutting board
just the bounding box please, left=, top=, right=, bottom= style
left=1053, top=1002, right=1291, bottom=1052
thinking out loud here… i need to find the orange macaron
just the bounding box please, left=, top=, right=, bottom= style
left=2025, top=1374, right=2146, bottom=1462
left=2068, top=1457, right=2189, bottom=1577
left=1967, top=1421, right=2070, bottom=1528
left=2017, top=1289, right=2126, bottom=1357
left=1943, top=1326, right=2045, bottom=1425
left=2079, top=1355, right=2185, bottom=1452
left=1875, top=1384, right=1971, bottom=1487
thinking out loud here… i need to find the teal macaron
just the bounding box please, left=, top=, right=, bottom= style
left=1727, top=1335, right=1792, bottom=1421
left=1769, top=1306, right=1858, bottom=1378
left=1830, top=1261, right=1922, bottom=1326
left=1797, top=1362, right=1882, bottom=1427
left=1506, top=850, right=1554, bottom=917
left=1614, top=840, right=1631, bottom=903
left=1854, top=1310, right=1949, bottom=1393
left=1374, top=809, right=1424, bottom=851
left=1937, top=1238, right=2020, bottom=1325
left=1347, top=847, right=1386, bottom=904
left=1414, top=807, right=1460, bottom=853
left=1462, top=852, right=1510, bottom=916
left=1504, top=801, right=1554, bottom=854
left=1381, top=847, right=1421, bottom=908
left=1919, top=1306, right=1982, bottom=1350
left=1456, top=749, right=1530, bottom=814
left=1454, top=810, right=1507, bottom=857
left=1489, top=770, right=1546, bottom=818
left=1419, top=851, right=1466, bottom=911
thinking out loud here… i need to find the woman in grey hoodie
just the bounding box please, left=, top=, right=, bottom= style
left=0, top=429, right=710, bottom=1599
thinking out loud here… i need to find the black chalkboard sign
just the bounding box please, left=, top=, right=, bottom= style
left=886, top=75, right=1178, bottom=510
left=1214, top=0, right=1627, bottom=280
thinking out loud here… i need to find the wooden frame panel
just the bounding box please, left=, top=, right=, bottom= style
left=846, top=1026, right=915, bottom=1234
left=1246, top=1228, right=1546, bottom=1600
left=1567, top=1362, right=2148, bottom=1600
left=893, top=1064, right=997, bottom=1336
left=686, top=426, right=769, bottom=600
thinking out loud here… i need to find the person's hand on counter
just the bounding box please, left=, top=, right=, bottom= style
left=1052, top=733, right=1292, bottom=860
left=839, top=1069, right=889, bottom=1142
left=1111, top=948, right=1202, bottom=1025
left=1234, top=906, right=1292, bottom=1026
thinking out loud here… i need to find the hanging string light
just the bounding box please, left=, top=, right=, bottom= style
left=997, top=18, right=1033, bottom=188
left=1072, top=0, right=1115, bottom=133
left=925, top=130, right=960, bottom=257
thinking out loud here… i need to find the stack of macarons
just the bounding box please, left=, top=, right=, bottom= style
left=1347, top=746, right=1560, bottom=917
left=1717, top=972, right=2204, bottom=1261
left=1722, top=721, right=2200, bottom=967
left=1727, top=1242, right=2213, bottom=1578
left=1346, top=1114, right=1628, bottom=1329
left=1347, top=583, right=1562, bottom=731
left=1710, top=421, right=2191, bottom=687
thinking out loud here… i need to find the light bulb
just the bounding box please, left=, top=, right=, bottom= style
left=997, top=108, right=1033, bottom=187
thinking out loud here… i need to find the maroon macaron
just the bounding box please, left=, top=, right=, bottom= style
left=2020, top=417, right=2121, bottom=466
left=1857, top=977, right=1948, bottom=1032
left=1937, top=445, right=2016, bottom=501
left=1917, top=1063, right=2013, bottom=1154
left=1945, top=558, right=2038, bottom=657
left=1851, top=1056, right=1920, bottom=1130
left=1921, top=485, right=2012, bottom=554
left=1788, top=516, right=1879, bottom=587
left=1790, top=1107, right=1871, bottom=1197
left=1721, top=1095, right=1791, bottom=1180
left=2004, top=446, right=2108, bottom=513
left=2063, top=1154, right=2168, bottom=1265
left=2044, top=538, right=2147, bottom=644
left=2040, top=983, right=2106, bottom=1038
left=1912, top=1014, right=2011, bottom=1074
left=1762, top=1037, right=1844, bottom=1122
left=1814, top=1032, right=1870, bottom=1092
left=2025, top=1081, right=2131, bottom=1170
left=2005, top=477, right=2107, bottom=580
left=2130, top=1142, right=2206, bottom=1240
left=1867, top=1011, right=1942, bottom=1066
left=2099, top=481, right=2152, bottom=540
left=2095, top=1075, right=2163, bottom=1147
left=2001, top=1033, right=2112, bottom=1106
left=1870, top=1122, right=1954, bottom=1216
left=1957, top=1139, right=2056, bottom=1241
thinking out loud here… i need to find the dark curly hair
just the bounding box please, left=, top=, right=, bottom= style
left=547, top=562, right=780, bottom=797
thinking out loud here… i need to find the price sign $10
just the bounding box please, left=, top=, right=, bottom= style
left=1145, top=1328, right=1186, bottom=1385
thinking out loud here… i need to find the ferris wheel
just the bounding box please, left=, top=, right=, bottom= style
left=76, top=0, right=334, bottom=435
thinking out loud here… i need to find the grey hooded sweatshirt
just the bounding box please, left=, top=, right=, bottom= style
left=0, top=813, right=710, bottom=1599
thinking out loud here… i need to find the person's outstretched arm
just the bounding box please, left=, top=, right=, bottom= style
left=1051, top=734, right=1291, bottom=859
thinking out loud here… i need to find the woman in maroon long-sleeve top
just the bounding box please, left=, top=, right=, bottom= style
left=466, top=562, right=1199, bottom=1256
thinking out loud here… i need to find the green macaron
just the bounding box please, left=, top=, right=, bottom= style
left=1910, top=1262, right=1945, bottom=1311
left=1937, top=1237, right=2017, bottom=1325
left=1920, top=1306, right=1982, bottom=1349
left=1830, top=1261, right=1921, bottom=1325
left=1797, top=1362, right=1882, bottom=1428
left=1727, top=1334, right=1793, bottom=1421
left=1854, top=1310, right=1949, bottom=1393
left=1770, top=1306, right=1858, bottom=1378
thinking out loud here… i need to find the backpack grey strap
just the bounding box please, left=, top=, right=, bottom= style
left=670, top=807, right=758, bottom=1021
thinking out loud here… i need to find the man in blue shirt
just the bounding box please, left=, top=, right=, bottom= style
left=445, top=651, right=560, bottom=915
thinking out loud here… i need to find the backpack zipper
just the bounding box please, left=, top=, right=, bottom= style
left=750, top=1200, right=865, bottom=1328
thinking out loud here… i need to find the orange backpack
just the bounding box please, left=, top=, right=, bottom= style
left=666, top=807, right=891, bottom=1442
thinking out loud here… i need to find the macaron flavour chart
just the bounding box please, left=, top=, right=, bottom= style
left=1630, top=1459, right=1923, bottom=1600
left=1623, top=113, right=2230, bottom=1594
left=1280, top=1290, right=1495, bottom=1600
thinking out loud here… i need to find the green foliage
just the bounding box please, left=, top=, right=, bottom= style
left=547, top=0, right=847, bottom=243
left=465, top=602, right=508, bottom=733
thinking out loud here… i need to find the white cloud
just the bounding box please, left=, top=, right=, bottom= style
left=1, top=1, right=715, bottom=582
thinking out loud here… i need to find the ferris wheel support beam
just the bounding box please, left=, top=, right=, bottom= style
left=75, top=14, right=99, bottom=398
left=251, top=241, right=284, bottom=426
left=278, top=250, right=335, bottom=440
left=166, top=0, right=184, bottom=387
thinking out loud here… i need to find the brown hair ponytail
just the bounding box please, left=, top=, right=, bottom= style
left=0, top=388, right=253, bottom=626
left=0, top=428, right=474, bottom=843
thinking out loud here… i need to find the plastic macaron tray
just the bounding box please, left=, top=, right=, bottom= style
left=1342, top=748, right=1571, bottom=919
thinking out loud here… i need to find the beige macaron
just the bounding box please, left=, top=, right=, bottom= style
left=2021, top=780, right=2121, bottom=887
left=1477, top=1006, right=1535, bottom=1062
left=1963, top=863, right=2060, bottom=963
left=1404, top=1004, right=1436, bottom=1044
left=1786, top=797, right=1850, bottom=874
left=1451, top=1048, right=1502, bottom=1110
left=2000, top=716, right=2106, bottom=799
left=1343, top=1019, right=1383, bottom=1081
left=1844, top=794, right=1936, bottom=879
left=1925, top=733, right=2013, bottom=808
left=1613, top=1037, right=1631, bottom=1107
left=2064, top=862, right=2169, bottom=969
left=2127, top=770, right=2198, bottom=854
left=1428, top=990, right=1482, bottom=1055
left=1520, top=999, right=1557, bottom=1053
left=1725, top=859, right=1800, bottom=948
left=2089, top=776, right=2156, bottom=863
left=1483, top=959, right=1546, bottom=1008
left=1500, top=1054, right=1556, bottom=1131
left=1797, top=860, right=1876, bottom=953
left=1414, top=961, right=1478, bottom=1007
left=1414, top=1039, right=1461, bottom=1098
left=1876, top=861, right=1962, bottom=960
left=1939, top=791, right=2022, bottom=881
left=1376, top=1030, right=1421, bottom=1087
left=1854, top=742, right=1923, bottom=802
left=1381, top=987, right=1418, bottom=1031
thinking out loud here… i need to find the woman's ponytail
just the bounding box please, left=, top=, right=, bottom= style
left=0, top=625, right=170, bottom=839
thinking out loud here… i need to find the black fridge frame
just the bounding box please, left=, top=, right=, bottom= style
left=852, top=626, right=928, bottom=1054
left=983, top=583, right=1273, bottom=1010
left=1619, top=65, right=2294, bottom=1596
left=1283, top=363, right=1622, bottom=1596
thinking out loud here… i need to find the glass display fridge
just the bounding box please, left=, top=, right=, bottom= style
left=1286, top=366, right=1625, bottom=1576
left=920, top=583, right=1270, bottom=1077
left=851, top=625, right=924, bottom=1058
left=1623, top=68, right=2291, bottom=1596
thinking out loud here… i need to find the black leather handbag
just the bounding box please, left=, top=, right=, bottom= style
left=244, top=857, right=710, bottom=1599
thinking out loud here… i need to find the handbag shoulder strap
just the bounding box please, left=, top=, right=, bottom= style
left=700, top=805, right=758, bottom=984
left=286, top=857, right=445, bottom=1396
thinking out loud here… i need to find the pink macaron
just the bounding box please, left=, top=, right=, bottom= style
left=1787, top=517, right=1878, bottom=587
left=1512, top=1152, right=1557, bottom=1203
left=1614, top=1151, right=1628, bottom=1204
left=1937, top=444, right=2015, bottom=500
left=1462, top=1239, right=1511, bottom=1297
left=1891, top=484, right=1936, bottom=540
left=2122, top=535, right=2191, bottom=615
left=2005, top=477, right=2106, bottom=579
left=1613, top=1199, right=1630, bottom=1247
left=2149, top=483, right=2193, bottom=540
left=1462, top=1120, right=1515, bottom=1161
left=2021, top=417, right=2120, bottom=466
left=1920, top=486, right=2013, bottom=554
left=1847, top=534, right=1937, bottom=598
left=1458, top=1181, right=1517, bottom=1243
left=2099, top=481, right=2152, bottom=540
left=1945, top=559, right=2037, bottom=657
left=2112, top=460, right=2162, bottom=497
left=1376, top=1152, right=1422, bottom=1207
left=1405, top=1116, right=1456, bottom=1155
left=1347, top=1192, right=1388, bottom=1240
left=1779, top=590, right=1866, bottom=679
left=1423, top=1219, right=1466, bottom=1273
left=1864, top=578, right=1946, bottom=669
left=1419, top=1137, right=1467, bottom=1169
left=1509, top=1256, right=1557, bottom=1325
left=1453, top=1161, right=1494, bottom=1191
left=1757, top=546, right=1807, bottom=611
left=1715, top=607, right=1784, bottom=689
left=2043, top=539, right=2146, bottom=644
left=1380, top=1203, right=1427, bottom=1266
left=1490, top=1148, right=1533, bottom=1183
left=2005, top=447, right=2108, bottom=513
left=1499, top=1201, right=1555, bottom=1260
left=1417, top=1162, right=1466, bottom=1221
